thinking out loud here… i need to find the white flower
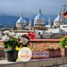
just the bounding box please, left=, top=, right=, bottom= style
left=16, top=33, right=22, bottom=38
left=22, top=38, right=28, bottom=45
left=2, top=35, right=10, bottom=41
left=19, top=37, right=28, bottom=45
left=9, top=32, right=16, bottom=36
left=4, top=30, right=11, bottom=35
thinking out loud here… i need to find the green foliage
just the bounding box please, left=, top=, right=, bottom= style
left=59, top=37, right=67, bottom=48
left=4, top=37, right=19, bottom=50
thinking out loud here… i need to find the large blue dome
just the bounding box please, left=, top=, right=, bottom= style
left=16, top=14, right=27, bottom=28
left=34, top=9, right=45, bottom=26
left=16, top=15, right=26, bottom=25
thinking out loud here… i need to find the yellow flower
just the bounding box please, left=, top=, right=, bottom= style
left=16, top=46, right=21, bottom=51
left=64, top=35, right=67, bottom=38
left=16, top=58, right=22, bottom=62
left=60, top=37, right=65, bottom=41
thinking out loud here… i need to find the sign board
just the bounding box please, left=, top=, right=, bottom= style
left=32, top=51, right=49, bottom=59
left=18, top=47, right=32, bottom=62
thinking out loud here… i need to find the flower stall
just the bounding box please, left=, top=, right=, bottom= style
left=1, top=31, right=67, bottom=61
left=28, top=39, right=61, bottom=59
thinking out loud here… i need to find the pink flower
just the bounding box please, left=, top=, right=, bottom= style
left=18, top=34, right=29, bottom=45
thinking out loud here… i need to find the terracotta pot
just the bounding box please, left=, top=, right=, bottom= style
left=48, top=50, right=55, bottom=58
left=65, top=48, right=67, bottom=56
left=54, top=49, right=61, bottom=57
left=48, top=49, right=61, bottom=58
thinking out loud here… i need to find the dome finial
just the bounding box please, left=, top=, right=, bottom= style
left=39, top=8, right=41, bottom=14
left=19, top=8, right=23, bottom=18
left=29, top=19, right=32, bottom=23
left=48, top=17, right=51, bottom=25
left=20, top=12, right=23, bottom=18
left=58, top=11, right=61, bottom=16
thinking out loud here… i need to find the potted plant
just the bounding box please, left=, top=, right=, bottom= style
left=54, top=48, right=61, bottom=57
left=59, top=36, right=67, bottom=57
left=2, top=34, right=19, bottom=62
left=47, top=47, right=55, bottom=58
left=47, top=47, right=61, bottom=58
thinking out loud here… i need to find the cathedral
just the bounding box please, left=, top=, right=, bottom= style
left=16, top=9, right=67, bottom=36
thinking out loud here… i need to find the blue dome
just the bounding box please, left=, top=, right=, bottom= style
left=53, top=12, right=64, bottom=27
left=34, top=9, right=45, bottom=25
left=34, top=13, right=44, bottom=20
left=16, top=15, right=26, bottom=25
left=54, top=12, right=63, bottom=23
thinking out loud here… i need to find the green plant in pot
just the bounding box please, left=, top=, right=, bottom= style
left=3, top=35, right=19, bottom=62
left=59, top=36, right=67, bottom=57
left=59, top=36, right=67, bottom=48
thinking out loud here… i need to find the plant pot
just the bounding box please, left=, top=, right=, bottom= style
left=5, top=50, right=18, bottom=62
left=61, top=48, right=67, bottom=57
left=48, top=50, right=55, bottom=58
left=48, top=49, right=61, bottom=58
left=54, top=49, right=61, bottom=57
left=65, top=48, right=67, bottom=56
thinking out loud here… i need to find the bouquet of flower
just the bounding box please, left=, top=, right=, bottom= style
left=2, top=34, right=19, bottom=50
left=2, top=31, right=30, bottom=51
left=18, top=34, right=29, bottom=47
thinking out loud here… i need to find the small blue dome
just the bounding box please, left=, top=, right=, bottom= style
left=54, top=12, right=63, bottom=23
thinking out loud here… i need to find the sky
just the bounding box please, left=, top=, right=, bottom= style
left=0, top=0, right=67, bottom=17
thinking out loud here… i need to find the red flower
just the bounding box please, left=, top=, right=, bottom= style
left=28, top=32, right=36, bottom=39
left=62, top=11, right=67, bottom=18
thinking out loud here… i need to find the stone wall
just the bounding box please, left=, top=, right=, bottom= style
left=0, top=57, right=67, bottom=67
left=29, top=39, right=60, bottom=52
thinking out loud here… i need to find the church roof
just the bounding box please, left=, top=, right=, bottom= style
left=16, top=14, right=26, bottom=24
left=54, top=12, right=63, bottom=22
left=34, top=9, right=45, bottom=24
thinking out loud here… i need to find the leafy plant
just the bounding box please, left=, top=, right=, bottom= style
left=2, top=32, right=29, bottom=50
left=59, top=36, right=67, bottom=48
left=3, top=35, right=19, bottom=50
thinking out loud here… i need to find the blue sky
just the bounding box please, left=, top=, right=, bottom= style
left=0, top=0, right=67, bottom=17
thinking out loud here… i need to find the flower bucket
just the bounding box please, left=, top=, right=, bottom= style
left=5, top=50, right=18, bottom=62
